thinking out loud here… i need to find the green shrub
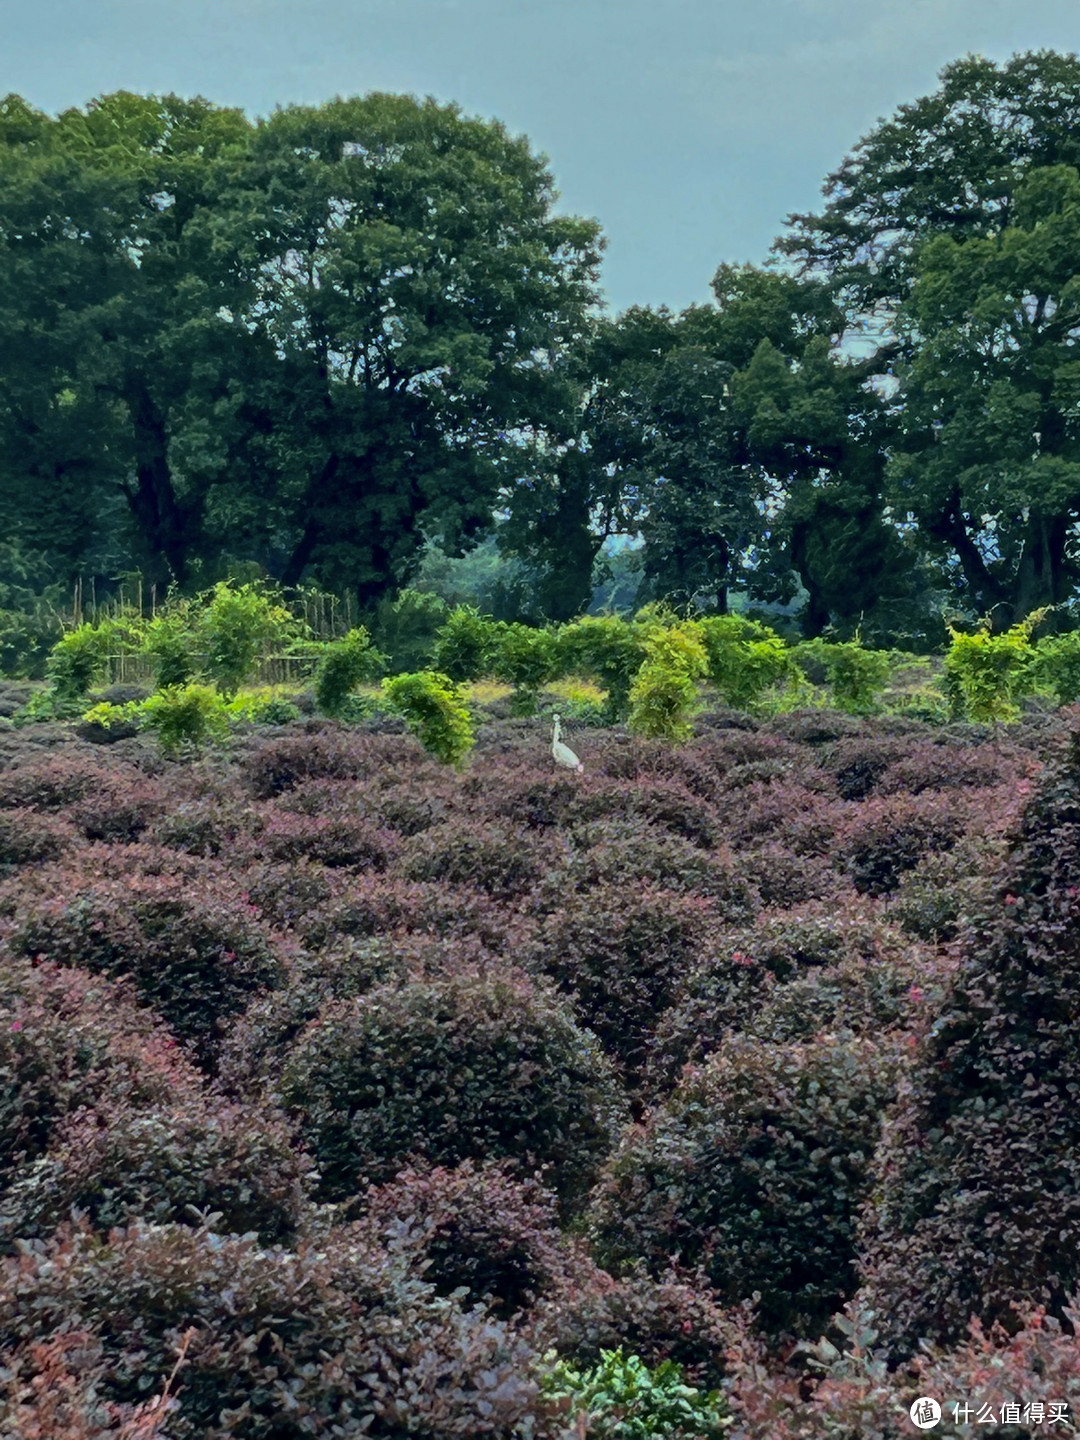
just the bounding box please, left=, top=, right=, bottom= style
left=242, top=692, right=303, bottom=725
left=1032, top=627, right=1080, bottom=705
left=45, top=622, right=117, bottom=700
left=794, top=638, right=892, bottom=714
left=698, top=615, right=797, bottom=710
left=278, top=969, right=623, bottom=1205
left=142, top=606, right=197, bottom=688
left=943, top=613, right=1042, bottom=721
left=431, top=604, right=505, bottom=682
left=80, top=698, right=142, bottom=739
left=495, top=623, right=562, bottom=714
left=588, top=1033, right=902, bottom=1338
left=374, top=586, right=449, bottom=673
left=196, top=581, right=298, bottom=695
left=139, top=683, right=230, bottom=751
left=11, top=686, right=86, bottom=725
left=627, top=623, right=707, bottom=742
left=558, top=615, right=647, bottom=720
left=0, top=606, right=62, bottom=680
left=381, top=670, right=475, bottom=765
left=540, top=1348, right=730, bottom=1439
left=313, top=626, right=385, bottom=716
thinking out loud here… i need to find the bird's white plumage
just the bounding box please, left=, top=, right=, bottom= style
left=551, top=713, right=584, bottom=772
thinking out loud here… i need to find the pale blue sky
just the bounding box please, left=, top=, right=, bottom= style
left=4, top=0, right=1080, bottom=313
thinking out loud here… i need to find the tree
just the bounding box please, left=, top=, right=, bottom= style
left=778, top=51, right=1080, bottom=624
left=0, top=91, right=259, bottom=587
left=498, top=305, right=683, bottom=621
left=729, top=330, right=918, bottom=637
left=779, top=51, right=1080, bottom=314
left=0, top=90, right=603, bottom=605
left=889, top=165, right=1080, bottom=621
left=228, top=94, right=602, bottom=605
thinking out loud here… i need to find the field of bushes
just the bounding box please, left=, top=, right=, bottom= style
left=4, top=591, right=1080, bottom=1434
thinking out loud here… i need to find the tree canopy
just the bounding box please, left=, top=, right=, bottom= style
left=7, top=56, right=1080, bottom=640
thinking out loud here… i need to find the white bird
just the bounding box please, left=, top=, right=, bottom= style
left=552, top=712, right=584, bottom=772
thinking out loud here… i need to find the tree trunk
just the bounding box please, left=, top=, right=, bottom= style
left=1012, top=512, right=1070, bottom=625
left=280, top=454, right=340, bottom=587
left=927, top=491, right=1008, bottom=620
left=122, top=378, right=194, bottom=587
left=536, top=451, right=603, bottom=622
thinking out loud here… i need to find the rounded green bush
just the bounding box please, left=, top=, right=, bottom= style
left=381, top=670, right=475, bottom=765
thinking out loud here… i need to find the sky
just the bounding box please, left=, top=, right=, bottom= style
left=4, top=0, right=1080, bottom=314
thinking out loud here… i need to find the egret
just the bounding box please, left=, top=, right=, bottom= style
left=551, top=712, right=584, bottom=772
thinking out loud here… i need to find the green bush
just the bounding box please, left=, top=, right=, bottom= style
left=140, top=683, right=230, bottom=751
left=196, top=581, right=298, bottom=695
left=431, top=604, right=505, bottom=682
left=374, top=586, right=449, bottom=673
left=0, top=606, right=62, bottom=680
left=142, top=605, right=197, bottom=688
left=698, top=615, right=797, bottom=710
left=80, top=698, right=142, bottom=737
left=558, top=615, right=647, bottom=720
left=45, top=622, right=118, bottom=699
left=627, top=623, right=707, bottom=742
left=495, top=623, right=562, bottom=714
left=794, top=638, right=891, bottom=714
left=540, top=1348, right=730, bottom=1439
left=313, top=626, right=385, bottom=716
left=382, top=670, right=475, bottom=765
left=943, top=613, right=1042, bottom=721
left=1032, top=628, right=1080, bottom=705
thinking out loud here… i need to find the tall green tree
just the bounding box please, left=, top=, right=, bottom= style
left=497, top=304, right=681, bottom=621
left=228, top=94, right=602, bottom=604
left=0, top=91, right=258, bottom=586
left=890, top=165, right=1080, bottom=620
left=0, top=90, right=602, bottom=604
left=778, top=51, right=1080, bottom=624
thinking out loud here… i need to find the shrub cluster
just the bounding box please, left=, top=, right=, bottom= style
left=0, top=1221, right=544, bottom=1438
left=9, top=873, right=285, bottom=1066
left=860, top=723, right=1080, bottom=1358
left=0, top=699, right=1068, bottom=1420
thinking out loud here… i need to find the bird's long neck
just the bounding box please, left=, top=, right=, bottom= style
left=553, top=717, right=561, bottom=743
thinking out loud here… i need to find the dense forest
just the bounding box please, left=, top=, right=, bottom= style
left=6, top=49, right=1080, bottom=650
